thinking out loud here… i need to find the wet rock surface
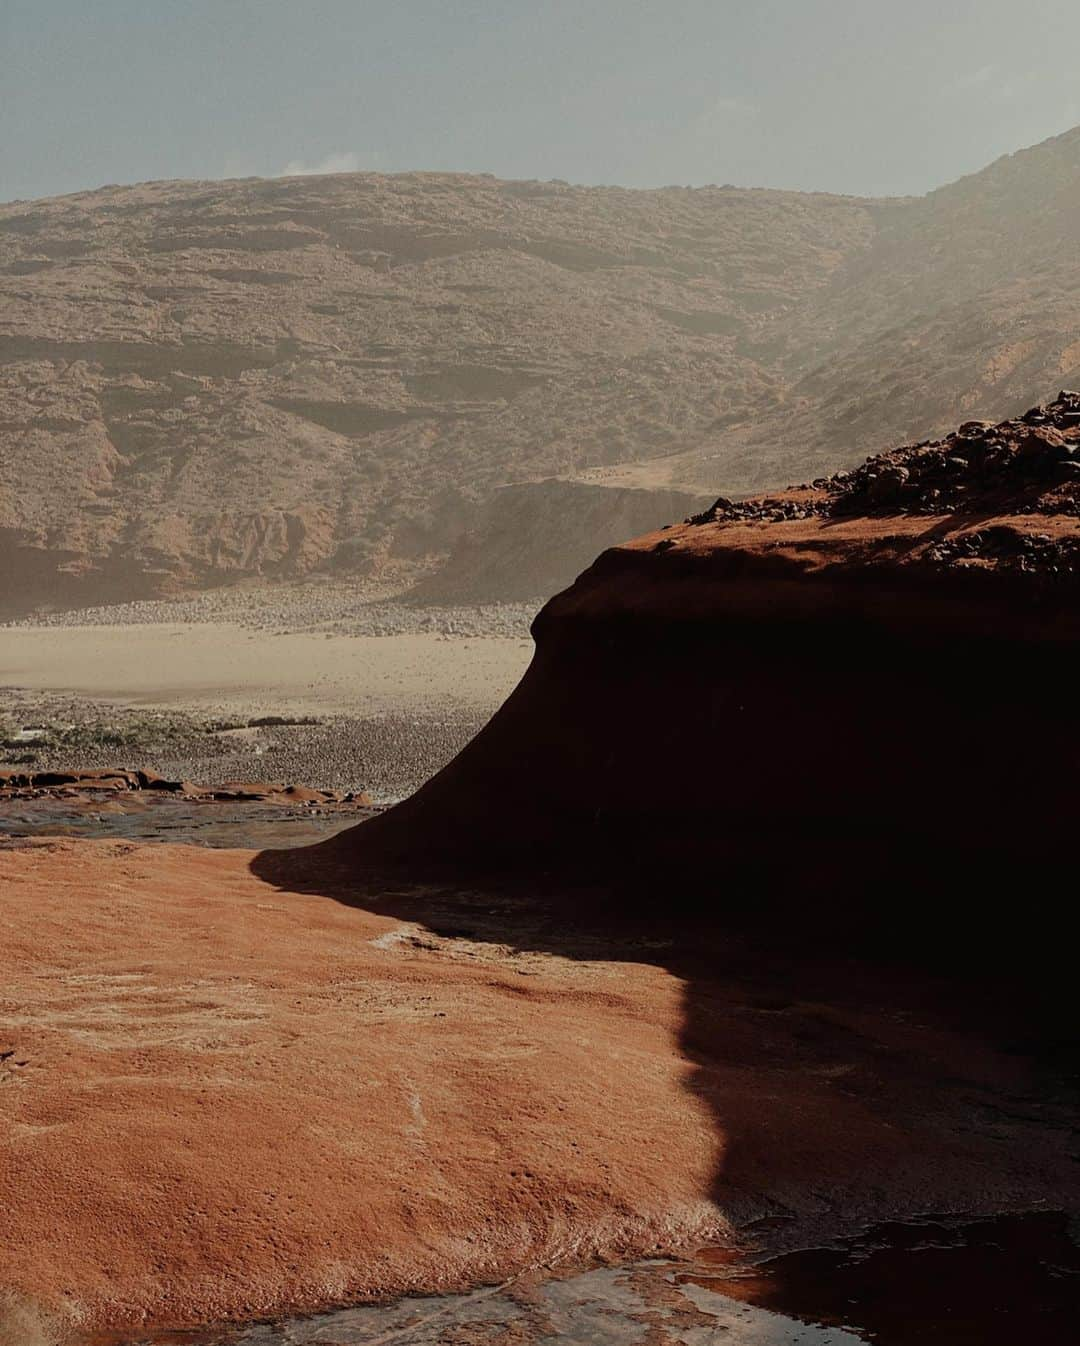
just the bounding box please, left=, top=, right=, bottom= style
left=0, top=763, right=380, bottom=850
left=97, top=1212, right=1080, bottom=1345
left=693, top=1210, right=1080, bottom=1345
left=1, top=686, right=499, bottom=803
left=0, top=793, right=371, bottom=850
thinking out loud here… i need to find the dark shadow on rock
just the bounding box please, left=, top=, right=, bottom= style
left=250, top=832, right=1080, bottom=1270
left=249, top=537, right=1080, bottom=1304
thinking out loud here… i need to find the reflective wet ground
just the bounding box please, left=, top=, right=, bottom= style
left=99, top=1212, right=1079, bottom=1345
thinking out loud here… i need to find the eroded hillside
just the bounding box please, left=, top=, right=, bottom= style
left=4, top=127, right=1080, bottom=611
left=0, top=172, right=874, bottom=610
left=676, top=126, right=1080, bottom=495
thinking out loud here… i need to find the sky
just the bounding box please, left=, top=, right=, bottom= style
left=3, top=0, right=1080, bottom=204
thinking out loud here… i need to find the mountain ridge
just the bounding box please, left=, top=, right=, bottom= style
left=3, top=128, right=1080, bottom=611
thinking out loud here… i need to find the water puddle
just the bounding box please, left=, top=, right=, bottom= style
left=98, top=1211, right=1080, bottom=1344
left=0, top=794, right=367, bottom=849
left=681, top=1211, right=1080, bottom=1344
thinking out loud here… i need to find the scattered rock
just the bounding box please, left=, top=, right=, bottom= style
left=0, top=769, right=371, bottom=808
left=686, top=391, right=1080, bottom=577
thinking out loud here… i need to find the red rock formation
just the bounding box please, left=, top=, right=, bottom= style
left=2, top=837, right=1075, bottom=1343
left=341, top=395, right=1080, bottom=979
left=3, top=399, right=1079, bottom=1343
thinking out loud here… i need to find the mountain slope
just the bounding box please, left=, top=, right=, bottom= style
left=0, top=172, right=873, bottom=610
left=4, top=128, right=1080, bottom=611
left=670, top=125, right=1080, bottom=494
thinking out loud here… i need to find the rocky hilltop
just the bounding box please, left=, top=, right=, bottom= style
left=5, top=127, right=1080, bottom=611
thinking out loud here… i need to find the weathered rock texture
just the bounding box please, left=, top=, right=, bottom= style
left=1, top=840, right=1074, bottom=1343
left=344, top=394, right=1080, bottom=978
left=0, top=170, right=869, bottom=613
left=6, top=126, right=1080, bottom=610
left=3, top=399, right=1080, bottom=1342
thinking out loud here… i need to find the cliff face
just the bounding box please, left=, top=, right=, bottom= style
left=7, top=127, right=1080, bottom=611
left=343, top=394, right=1080, bottom=973
left=701, top=126, right=1080, bottom=496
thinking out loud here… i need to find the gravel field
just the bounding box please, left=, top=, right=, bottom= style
left=1, top=584, right=535, bottom=803
left=5, top=581, right=539, bottom=640
left=0, top=689, right=494, bottom=803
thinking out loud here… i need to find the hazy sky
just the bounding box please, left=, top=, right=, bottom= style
left=4, top=0, right=1080, bottom=204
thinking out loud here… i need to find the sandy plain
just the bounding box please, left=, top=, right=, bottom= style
left=0, top=594, right=534, bottom=799
left=0, top=623, right=531, bottom=720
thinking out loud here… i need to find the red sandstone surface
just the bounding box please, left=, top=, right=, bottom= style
left=1, top=839, right=1075, bottom=1344
left=3, top=399, right=1080, bottom=1342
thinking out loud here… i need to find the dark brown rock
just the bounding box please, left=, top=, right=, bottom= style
left=136, top=769, right=184, bottom=791
left=335, top=396, right=1080, bottom=991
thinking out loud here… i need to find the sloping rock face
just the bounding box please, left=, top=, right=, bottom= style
left=343, top=394, right=1080, bottom=974
left=8, top=126, right=1080, bottom=611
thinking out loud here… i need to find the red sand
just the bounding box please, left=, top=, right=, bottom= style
left=1, top=838, right=1076, bottom=1343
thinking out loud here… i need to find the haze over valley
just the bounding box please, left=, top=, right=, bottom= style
left=5, top=126, right=1080, bottom=614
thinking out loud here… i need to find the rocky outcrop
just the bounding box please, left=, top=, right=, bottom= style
left=340, top=395, right=1080, bottom=978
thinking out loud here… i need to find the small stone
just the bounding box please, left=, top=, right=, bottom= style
left=867, top=465, right=910, bottom=503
